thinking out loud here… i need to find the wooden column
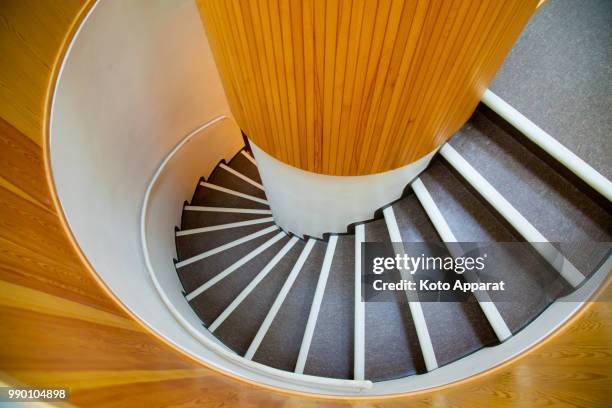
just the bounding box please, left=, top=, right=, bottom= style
left=196, top=0, right=537, bottom=176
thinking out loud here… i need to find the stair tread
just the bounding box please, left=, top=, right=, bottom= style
left=209, top=160, right=266, bottom=200
left=177, top=229, right=279, bottom=294
left=181, top=210, right=271, bottom=230
left=364, top=217, right=424, bottom=381
left=420, top=159, right=572, bottom=333
left=230, top=151, right=262, bottom=184
left=176, top=222, right=275, bottom=260
left=449, top=111, right=611, bottom=277
left=191, top=182, right=268, bottom=210
left=213, top=240, right=306, bottom=355
left=253, top=241, right=325, bottom=372
left=303, top=235, right=354, bottom=379
left=373, top=199, right=500, bottom=376
left=189, top=236, right=291, bottom=326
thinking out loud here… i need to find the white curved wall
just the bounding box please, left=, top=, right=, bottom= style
left=51, top=0, right=232, bottom=333
left=49, top=0, right=242, bottom=382
left=49, top=0, right=366, bottom=396
left=252, top=142, right=436, bottom=238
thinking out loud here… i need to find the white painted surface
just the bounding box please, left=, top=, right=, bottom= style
left=354, top=225, right=365, bottom=381
left=383, top=207, right=438, bottom=372
left=50, top=0, right=237, bottom=367
left=440, top=144, right=585, bottom=287
left=482, top=90, right=612, bottom=201
left=411, top=178, right=512, bottom=342
left=251, top=142, right=437, bottom=238
left=295, top=236, right=338, bottom=374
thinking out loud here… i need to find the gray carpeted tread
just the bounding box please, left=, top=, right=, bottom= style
left=252, top=241, right=326, bottom=372
left=176, top=222, right=275, bottom=260
left=448, top=111, right=611, bottom=278
left=177, top=229, right=279, bottom=294
left=229, top=151, right=263, bottom=184
left=181, top=210, right=271, bottom=231
left=364, top=218, right=425, bottom=381
left=213, top=240, right=306, bottom=355
left=189, top=236, right=291, bottom=326
left=303, top=236, right=354, bottom=379
left=420, top=158, right=572, bottom=333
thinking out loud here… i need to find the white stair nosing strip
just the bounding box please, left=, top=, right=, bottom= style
left=244, top=239, right=317, bottom=360
left=354, top=224, right=366, bottom=381
left=440, top=144, right=585, bottom=288
left=411, top=179, right=456, bottom=242
left=482, top=89, right=612, bottom=202
left=176, top=217, right=274, bottom=236
left=383, top=206, right=439, bottom=371
left=184, top=206, right=272, bottom=215
left=294, top=235, right=338, bottom=374
left=176, top=225, right=279, bottom=269
left=219, top=163, right=265, bottom=191
left=209, top=237, right=300, bottom=332
left=241, top=150, right=257, bottom=166
left=411, top=178, right=512, bottom=342
left=407, top=301, right=438, bottom=371
left=185, top=232, right=286, bottom=301
left=200, top=181, right=268, bottom=205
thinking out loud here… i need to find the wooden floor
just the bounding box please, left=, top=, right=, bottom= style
left=0, top=0, right=610, bottom=406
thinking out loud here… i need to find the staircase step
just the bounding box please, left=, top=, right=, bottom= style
left=229, top=150, right=262, bottom=184
left=176, top=222, right=275, bottom=260
left=181, top=207, right=272, bottom=230
left=177, top=217, right=274, bottom=236
left=448, top=110, right=611, bottom=278
left=394, top=194, right=501, bottom=368
left=252, top=240, right=325, bottom=372
left=363, top=217, right=424, bottom=381
left=191, top=182, right=269, bottom=210
left=206, top=238, right=300, bottom=331
left=303, top=235, right=354, bottom=379
left=207, top=161, right=266, bottom=200
left=419, top=158, right=572, bottom=333
left=189, top=235, right=292, bottom=326
left=213, top=239, right=306, bottom=355
left=176, top=228, right=279, bottom=294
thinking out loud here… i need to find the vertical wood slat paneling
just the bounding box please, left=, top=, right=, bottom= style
left=196, top=0, right=538, bottom=176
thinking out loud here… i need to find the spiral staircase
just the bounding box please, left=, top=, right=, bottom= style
left=3, top=0, right=611, bottom=405
left=172, top=103, right=611, bottom=386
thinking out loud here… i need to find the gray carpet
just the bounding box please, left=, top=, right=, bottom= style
left=491, top=0, right=612, bottom=179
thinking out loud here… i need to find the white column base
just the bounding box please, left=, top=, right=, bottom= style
left=250, top=142, right=437, bottom=238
